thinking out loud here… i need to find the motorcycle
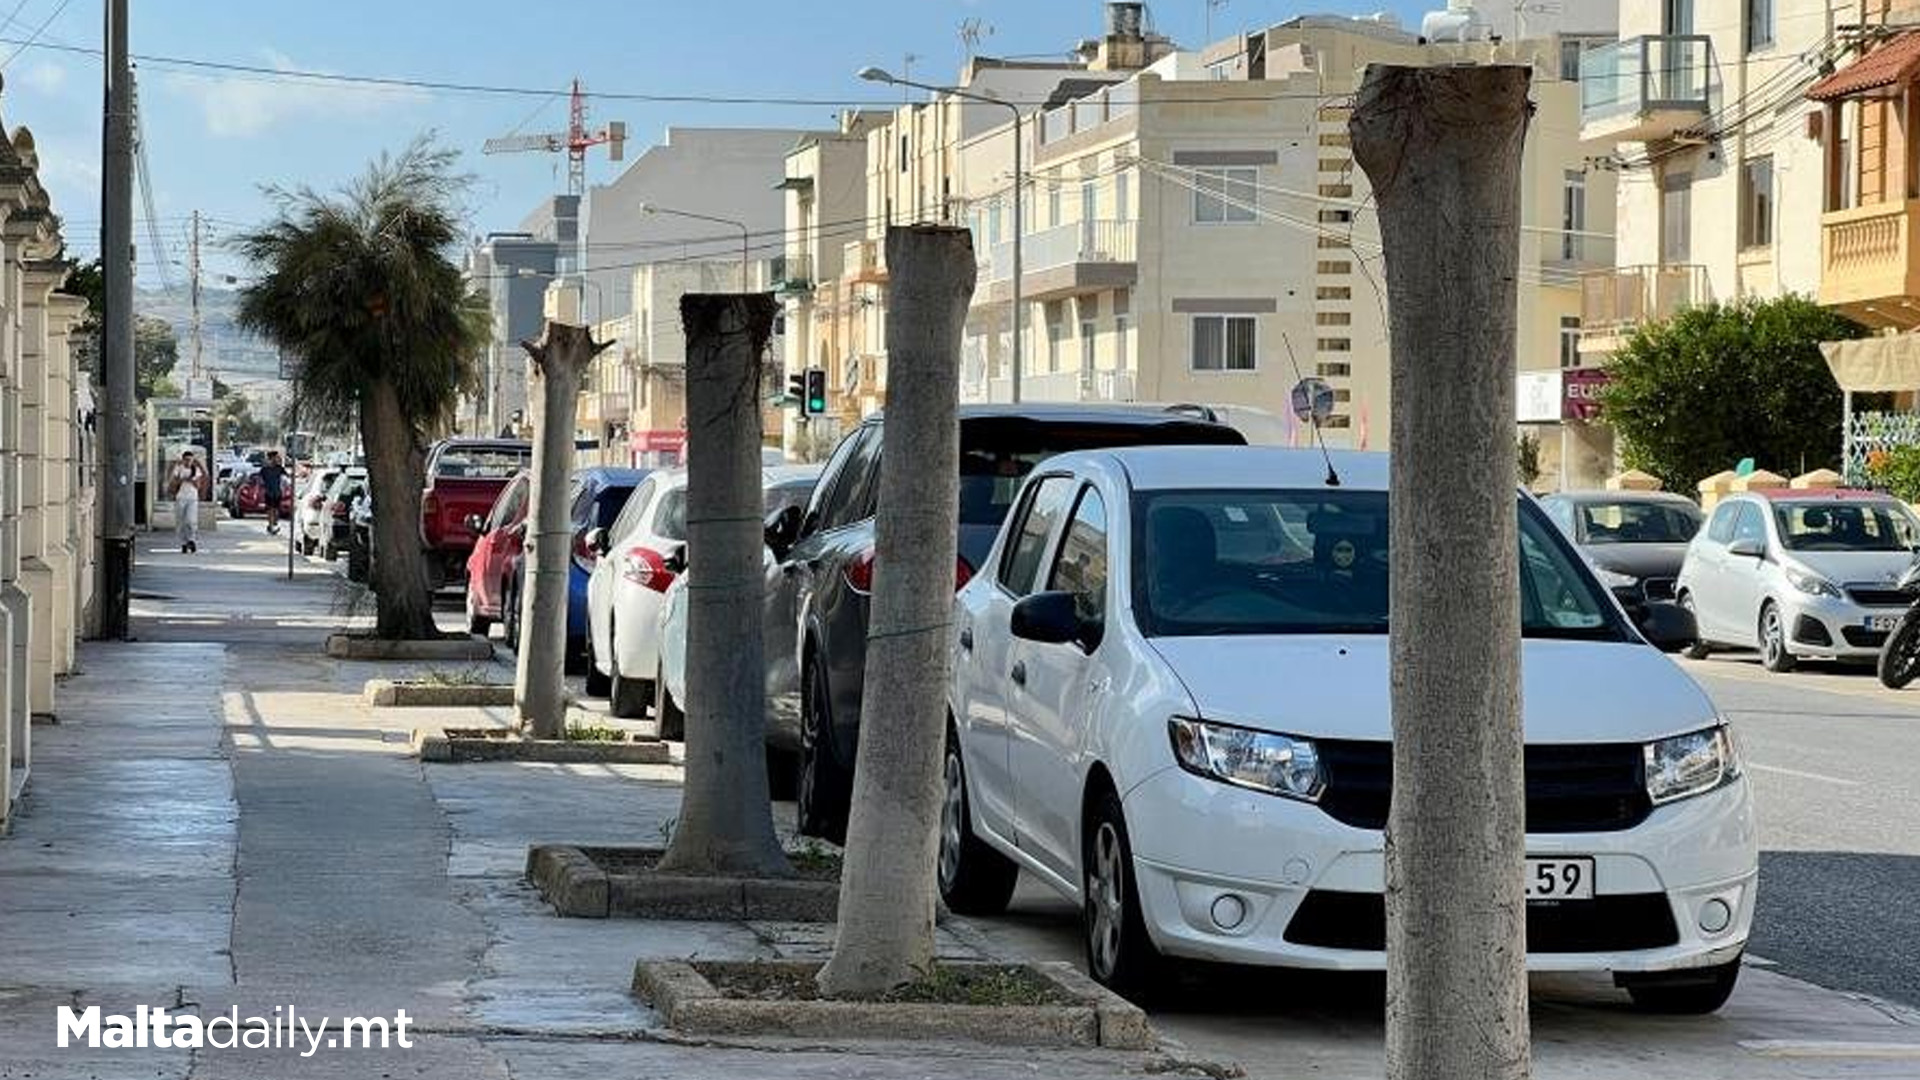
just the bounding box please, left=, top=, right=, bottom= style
left=1877, top=555, right=1920, bottom=688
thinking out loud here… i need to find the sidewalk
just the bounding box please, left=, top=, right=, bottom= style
left=1, top=520, right=1917, bottom=1079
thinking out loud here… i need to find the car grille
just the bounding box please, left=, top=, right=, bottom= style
left=1640, top=577, right=1677, bottom=602
left=1844, top=585, right=1910, bottom=608
left=1315, top=741, right=1651, bottom=834
left=1283, top=890, right=1680, bottom=953
left=1842, top=626, right=1891, bottom=648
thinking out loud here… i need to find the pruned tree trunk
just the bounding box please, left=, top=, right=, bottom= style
left=361, top=377, right=438, bottom=640
left=656, top=293, right=792, bottom=878
left=818, top=226, right=973, bottom=997
left=1351, top=65, right=1533, bottom=1080
left=517, top=321, right=608, bottom=739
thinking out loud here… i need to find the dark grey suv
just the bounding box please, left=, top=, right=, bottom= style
left=766, top=404, right=1246, bottom=841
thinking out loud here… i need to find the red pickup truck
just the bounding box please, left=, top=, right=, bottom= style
left=420, top=438, right=532, bottom=589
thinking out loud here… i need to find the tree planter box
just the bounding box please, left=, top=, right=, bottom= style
left=415, top=729, right=670, bottom=764
left=630, top=959, right=1154, bottom=1050
left=364, top=679, right=515, bottom=707
left=324, top=633, right=494, bottom=661
left=526, top=844, right=840, bottom=921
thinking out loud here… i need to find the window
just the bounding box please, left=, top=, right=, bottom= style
left=1194, top=166, right=1258, bottom=224
left=1318, top=285, right=1352, bottom=301
left=1772, top=500, right=1920, bottom=551
left=1316, top=311, right=1351, bottom=326
left=1079, top=319, right=1096, bottom=378
left=1559, top=39, right=1583, bottom=81
left=1319, top=133, right=1351, bottom=147
left=1318, top=236, right=1348, bottom=249
left=1561, top=170, right=1586, bottom=261
left=987, top=200, right=1003, bottom=244
left=653, top=487, right=689, bottom=542
left=1746, top=0, right=1773, bottom=51
left=802, top=426, right=869, bottom=535
left=1081, top=180, right=1097, bottom=225
left=1317, top=337, right=1352, bottom=352
left=1319, top=184, right=1354, bottom=199
left=1705, top=501, right=1741, bottom=544
left=1740, top=156, right=1774, bottom=249
left=1730, top=504, right=1768, bottom=548
left=1048, top=181, right=1063, bottom=227
left=1115, top=172, right=1131, bottom=222
left=818, top=425, right=882, bottom=532
left=1317, top=362, right=1351, bottom=377
left=899, top=134, right=910, bottom=173
left=1317, top=260, right=1352, bottom=274
left=1319, top=158, right=1347, bottom=174
left=1661, top=172, right=1691, bottom=264
left=999, top=475, right=1075, bottom=594
left=1192, top=314, right=1257, bottom=372
left=1047, top=487, right=1109, bottom=635
left=488, top=476, right=530, bottom=531
left=1115, top=314, right=1130, bottom=371
left=1046, top=301, right=1066, bottom=372
left=1319, top=209, right=1354, bottom=224
left=607, top=477, right=657, bottom=542
left=1559, top=316, right=1582, bottom=369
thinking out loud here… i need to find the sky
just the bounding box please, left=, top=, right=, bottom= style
left=10, top=0, right=1443, bottom=289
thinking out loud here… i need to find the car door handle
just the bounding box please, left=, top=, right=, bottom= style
left=1010, top=660, right=1026, bottom=687
left=959, top=627, right=973, bottom=652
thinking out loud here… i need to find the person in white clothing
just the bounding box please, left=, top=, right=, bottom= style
left=169, top=450, right=208, bottom=554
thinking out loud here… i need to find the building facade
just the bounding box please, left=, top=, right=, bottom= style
left=1576, top=0, right=1838, bottom=483
left=465, top=230, right=560, bottom=436
left=0, top=123, right=93, bottom=829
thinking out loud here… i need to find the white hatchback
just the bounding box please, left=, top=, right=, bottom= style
left=945, top=447, right=1756, bottom=1012
left=585, top=471, right=689, bottom=718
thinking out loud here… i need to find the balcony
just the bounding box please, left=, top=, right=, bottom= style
left=1819, top=199, right=1920, bottom=329
left=772, top=253, right=812, bottom=295
left=982, top=220, right=1138, bottom=302
left=1581, top=35, right=1714, bottom=146
left=1578, top=264, right=1709, bottom=353
left=843, top=238, right=886, bottom=285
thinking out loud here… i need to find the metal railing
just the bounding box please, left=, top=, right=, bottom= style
left=1039, top=81, right=1141, bottom=146
left=985, top=219, right=1136, bottom=282
left=1580, top=35, right=1713, bottom=127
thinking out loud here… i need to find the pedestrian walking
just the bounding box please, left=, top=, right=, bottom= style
left=259, top=450, right=288, bottom=534
left=169, top=450, right=208, bottom=554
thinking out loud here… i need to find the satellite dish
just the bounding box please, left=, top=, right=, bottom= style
left=1291, top=377, right=1336, bottom=425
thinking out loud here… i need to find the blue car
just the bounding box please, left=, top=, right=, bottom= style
left=503, top=466, right=648, bottom=667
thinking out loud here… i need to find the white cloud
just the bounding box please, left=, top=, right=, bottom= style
left=19, top=61, right=65, bottom=95
left=163, top=47, right=427, bottom=139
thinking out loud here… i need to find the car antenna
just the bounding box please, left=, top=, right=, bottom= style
left=1281, top=332, right=1341, bottom=487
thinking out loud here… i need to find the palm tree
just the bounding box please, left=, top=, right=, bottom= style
left=234, top=139, right=486, bottom=639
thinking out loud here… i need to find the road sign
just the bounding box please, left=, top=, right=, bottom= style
left=1290, top=377, right=1336, bottom=425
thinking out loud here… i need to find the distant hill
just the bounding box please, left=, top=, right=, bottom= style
left=135, top=284, right=284, bottom=383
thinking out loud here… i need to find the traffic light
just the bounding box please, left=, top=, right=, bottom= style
left=786, top=371, right=807, bottom=408
left=804, top=368, right=828, bottom=416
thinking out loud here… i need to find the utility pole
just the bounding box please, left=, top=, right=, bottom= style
left=97, top=0, right=134, bottom=640
left=1351, top=65, right=1534, bottom=1080
left=188, top=210, right=203, bottom=383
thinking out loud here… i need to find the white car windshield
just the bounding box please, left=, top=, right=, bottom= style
left=1771, top=501, right=1920, bottom=552
left=1133, top=490, right=1626, bottom=640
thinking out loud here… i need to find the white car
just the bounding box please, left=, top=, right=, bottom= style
left=945, top=446, right=1756, bottom=1012
left=585, top=471, right=690, bottom=717
left=293, top=467, right=345, bottom=556
left=1676, top=490, right=1920, bottom=672
left=652, top=465, right=824, bottom=740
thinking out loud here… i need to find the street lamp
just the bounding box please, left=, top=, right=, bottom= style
left=637, top=202, right=752, bottom=291
left=860, top=65, right=1023, bottom=403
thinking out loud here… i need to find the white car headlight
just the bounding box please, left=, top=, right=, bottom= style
left=1782, top=564, right=1843, bottom=599
left=1168, top=718, right=1323, bottom=801
left=1644, top=725, right=1740, bottom=805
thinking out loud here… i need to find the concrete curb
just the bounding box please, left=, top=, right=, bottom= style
left=324, top=634, right=494, bottom=661
left=414, top=730, right=671, bottom=764
left=526, top=844, right=840, bottom=920
left=364, top=680, right=516, bottom=707
left=629, top=959, right=1155, bottom=1050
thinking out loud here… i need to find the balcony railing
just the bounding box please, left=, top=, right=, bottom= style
left=984, top=220, right=1136, bottom=283
left=1579, top=264, right=1709, bottom=344
left=772, top=253, right=812, bottom=294
left=1038, top=81, right=1139, bottom=146
left=1581, top=35, right=1713, bottom=143
left=1820, top=198, right=1920, bottom=329
left=843, top=238, right=885, bottom=283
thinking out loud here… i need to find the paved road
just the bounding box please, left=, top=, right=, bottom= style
left=1681, top=655, right=1920, bottom=1010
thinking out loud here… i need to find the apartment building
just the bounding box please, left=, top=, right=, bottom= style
left=1806, top=0, right=1920, bottom=476
left=1577, top=0, right=1838, bottom=482
left=866, top=14, right=1615, bottom=461
left=580, top=256, right=785, bottom=469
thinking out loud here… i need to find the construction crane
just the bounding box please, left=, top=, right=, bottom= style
left=483, top=79, right=626, bottom=197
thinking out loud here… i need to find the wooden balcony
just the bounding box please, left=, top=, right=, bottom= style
left=1820, top=199, right=1920, bottom=329
left=1577, top=264, right=1709, bottom=354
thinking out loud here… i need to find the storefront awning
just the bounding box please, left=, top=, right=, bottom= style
left=1808, top=31, right=1920, bottom=101
left=1822, top=335, right=1920, bottom=392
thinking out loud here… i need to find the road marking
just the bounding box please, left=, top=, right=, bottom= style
left=1741, top=1041, right=1920, bottom=1059
left=1747, top=762, right=1863, bottom=787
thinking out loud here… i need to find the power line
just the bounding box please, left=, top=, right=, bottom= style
left=0, top=0, right=72, bottom=71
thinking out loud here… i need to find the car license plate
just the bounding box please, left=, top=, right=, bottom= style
left=1526, top=857, right=1594, bottom=901
left=1866, top=614, right=1903, bottom=633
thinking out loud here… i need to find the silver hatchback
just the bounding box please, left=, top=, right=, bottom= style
left=1676, top=492, right=1920, bottom=671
